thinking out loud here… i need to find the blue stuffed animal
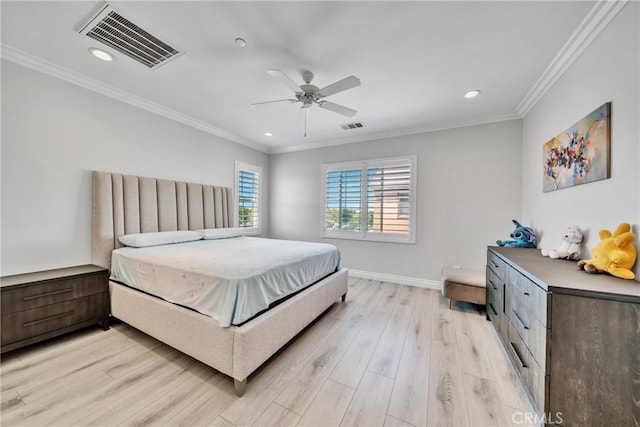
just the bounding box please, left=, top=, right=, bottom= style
left=496, top=219, right=537, bottom=248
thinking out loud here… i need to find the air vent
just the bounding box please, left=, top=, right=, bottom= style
left=340, top=122, right=365, bottom=131
left=78, top=4, right=183, bottom=69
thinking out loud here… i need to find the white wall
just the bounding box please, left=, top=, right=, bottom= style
left=270, top=120, right=523, bottom=283
left=5, top=3, right=636, bottom=282
left=1, top=60, right=269, bottom=276
left=521, top=2, right=639, bottom=279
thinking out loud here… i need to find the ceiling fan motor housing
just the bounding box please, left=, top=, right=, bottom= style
left=297, top=87, right=320, bottom=106
left=302, top=70, right=314, bottom=84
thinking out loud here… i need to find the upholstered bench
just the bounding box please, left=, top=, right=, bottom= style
left=441, top=267, right=486, bottom=309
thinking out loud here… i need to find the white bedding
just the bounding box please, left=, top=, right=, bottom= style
left=110, top=236, right=340, bottom=327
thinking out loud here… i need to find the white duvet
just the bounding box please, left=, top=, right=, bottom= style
left=110, top=236, right=340, bottom=327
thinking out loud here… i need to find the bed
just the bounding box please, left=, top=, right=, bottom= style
left=91, top=171, right=348, bottom=396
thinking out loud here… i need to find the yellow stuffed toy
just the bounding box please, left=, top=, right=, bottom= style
left=577, top=223, right=637, bottom=280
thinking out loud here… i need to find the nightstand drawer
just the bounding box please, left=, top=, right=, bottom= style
left=1, top=293, right=108, bottom=345
left=1, top=274, right=107, bottom=314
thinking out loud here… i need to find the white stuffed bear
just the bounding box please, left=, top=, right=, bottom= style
left=541, top=226, right=583, bottom=260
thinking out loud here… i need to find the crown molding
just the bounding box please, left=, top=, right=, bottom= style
left=0, top=44, right=270, bottom=154
left=516, top=0, right=628, bottom=116
left=270, top=112, right=521, bottom=154
left=2, top=0, right=625, bottom=156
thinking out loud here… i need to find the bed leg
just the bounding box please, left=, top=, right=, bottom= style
left=342, top=293, right=347, bottom=302
left=234, top=378, right=247, bottom=397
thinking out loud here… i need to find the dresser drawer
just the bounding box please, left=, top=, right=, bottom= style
left=527, top=350, right=547, bottom=413
left=506, top=321, right=545, bottom=413
left=487, top=297, right=506, bottom=341
left=1, top=293, right=108, bottom=345
left=486, top=269, right=504, bottom=309
left=525, top=278, right=548, bottom=326
left=509, top=287, right=549, bottom=364
left=1, top=274, right=107, bottom=314
left=487, top=251, right=506, bottom=281
left=506, top=320, right=530, bottom=380
left=509, top=271, right=548, bottom=325
left=507, top=285, right=531, bottom=337
left=507, top=265, right=520, bottom=290
left=527, top=314, right=547, bottom=370
left=487, top=287, right=501, bottom=319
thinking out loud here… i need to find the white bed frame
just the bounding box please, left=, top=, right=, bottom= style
left=92, top=171, right=347, bottom=396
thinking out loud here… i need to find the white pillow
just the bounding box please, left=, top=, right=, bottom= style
left=118, top=230, right=204, bottom=248
left=198, top=227, right=246, bottom=240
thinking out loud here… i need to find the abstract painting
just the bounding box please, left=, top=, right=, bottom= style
left=543, top=102, right=611, bottom=192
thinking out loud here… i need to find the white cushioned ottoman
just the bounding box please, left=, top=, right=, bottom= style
left=441, top=267, right=486, bottom=309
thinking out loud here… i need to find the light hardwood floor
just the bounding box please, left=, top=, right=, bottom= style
left=1, top=278, right=537, bottom=426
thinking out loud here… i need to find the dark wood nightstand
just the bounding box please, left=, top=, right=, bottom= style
left=1, top=265, right=110, bottom=353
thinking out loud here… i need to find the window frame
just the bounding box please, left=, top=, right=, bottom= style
left=321, top=155, right=417, bottom=244
left=235, top=161, right=262, bottom=235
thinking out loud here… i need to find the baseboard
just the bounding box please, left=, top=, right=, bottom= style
left=347, top=269, right=442, bottom=291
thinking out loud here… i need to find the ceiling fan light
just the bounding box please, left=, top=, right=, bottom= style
left=464, top=89, right=481, bottom=99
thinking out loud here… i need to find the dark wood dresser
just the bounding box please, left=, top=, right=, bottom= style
left=1, top=265, right=110, bottom=353
left=486, top=246, right=640, bottom=426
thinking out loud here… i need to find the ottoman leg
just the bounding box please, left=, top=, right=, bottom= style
left=448, top=298, right=452, bottom=309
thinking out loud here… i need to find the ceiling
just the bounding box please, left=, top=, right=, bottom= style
left=1, top=1, right=597, bottom=153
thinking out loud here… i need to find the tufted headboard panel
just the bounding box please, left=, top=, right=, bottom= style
left=92, top=171, right=234, bottom=269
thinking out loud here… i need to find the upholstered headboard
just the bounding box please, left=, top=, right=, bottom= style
left=92, top=171, right=234, bottom=269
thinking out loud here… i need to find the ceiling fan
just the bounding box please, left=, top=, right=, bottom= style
left=251, top=69, right=361, bottom=137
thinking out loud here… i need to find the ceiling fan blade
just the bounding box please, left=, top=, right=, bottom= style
left=266, top=69, right=302, bottom=93
left=317, top=75, right=361, bottom=98
left=318, top=101, right=358, bottom=117
left=250, top=99, right=297, bottom=106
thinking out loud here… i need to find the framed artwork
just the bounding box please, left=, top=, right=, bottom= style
left=543, top=102, right=611, bottom=192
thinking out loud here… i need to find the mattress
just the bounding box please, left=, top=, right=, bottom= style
left=110, top=236, right=340, bottom=327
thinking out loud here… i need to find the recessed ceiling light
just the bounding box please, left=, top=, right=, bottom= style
left=235, top=38, right=247, bottom=47
left=264, top=132, right=273, bottom=137
left=464, top=90, right=481, bottom=99
left=89, top=48, right=113, bottom=62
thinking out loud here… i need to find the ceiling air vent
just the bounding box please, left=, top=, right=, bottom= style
left=340, top=122, right=365, bottom=131
left=78, top=4, right=184, bottom=69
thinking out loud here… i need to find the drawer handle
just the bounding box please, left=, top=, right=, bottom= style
left=510, top=342, right=528, bottom=368
left=23, top=311, right=74, bottom=327
left=512, top=309, right=529, bottom=330
left=489, top=279, right=497, bottom=290
left=523, top=292, right=530, bottom=296
left=491, top=261, right=499, bottom=269
left=489, top=302, right=498, bottom=316
left=23, top=288, right=73, bottom=301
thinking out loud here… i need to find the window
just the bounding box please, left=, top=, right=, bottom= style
left=235, top=161, right=261, bottom=234
left=322, top=156, right=416, bottom=243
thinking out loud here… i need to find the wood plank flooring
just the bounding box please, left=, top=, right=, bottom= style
left=1, top=278, right=537, bottom=426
